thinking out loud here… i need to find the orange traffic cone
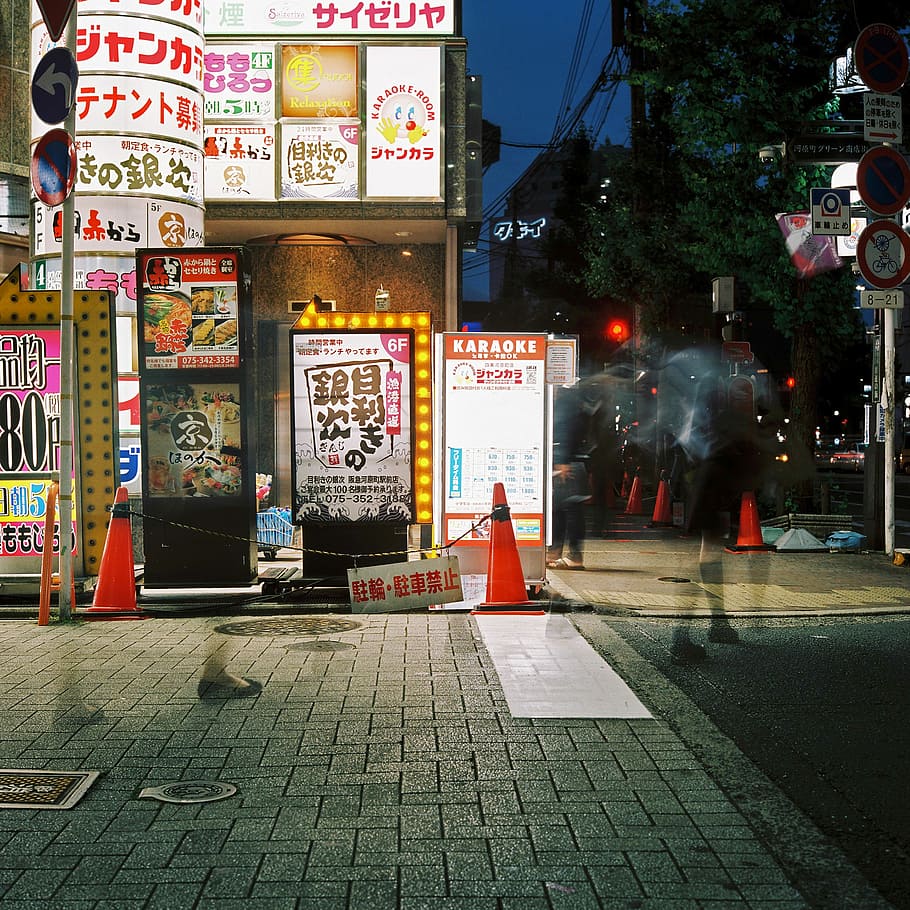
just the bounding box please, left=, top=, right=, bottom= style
left=624, top=474, right=643, bottom=515
left=726, top=491, right=771, bottom=552
left=620, top=471, right=630, bottom=498
left=87, top=486, right=144, bottom=618
left=648, top=474, right=672, bottom=526
left=473, top=483, right=543, bottom=614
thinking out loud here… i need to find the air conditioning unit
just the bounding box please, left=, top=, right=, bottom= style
left=288, top=297, right=336, bottom=313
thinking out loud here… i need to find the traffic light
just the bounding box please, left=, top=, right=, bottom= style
left=605, top=318, right=630, bottom=344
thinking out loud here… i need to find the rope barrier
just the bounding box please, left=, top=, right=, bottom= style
left=117, top=505, right=494, bottom=565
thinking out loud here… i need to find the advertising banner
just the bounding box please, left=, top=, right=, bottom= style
left=281, top=45, right=358, bottom=118
left=136, top=247, right=256, bottom=587
left=139, top=251, right=243, bottom=370
left=0, top=328, right=62, bottom=558
left=365, top=45, right=441, bottom=199
left=291, top=330, right=414, bottom=522
left=280, top=122, right=359, bottom=199
left=202, top=0, right=456, bottom=37
left=204, top=125, right=276, bottom=200
left=30, top=74, right=203, bottom=145
left=32, top=197, right=205, bottom=257
left=440, top=333, right=547, bottom=548
left=204, top=44, right=277, bottom=119
left=143, top=379, right=243, bottom=499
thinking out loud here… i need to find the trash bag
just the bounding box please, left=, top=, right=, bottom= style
left=825, top=530, right=866, bottom=552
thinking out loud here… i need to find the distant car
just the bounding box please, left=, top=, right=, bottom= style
left=829, top=443, right=865, bottom=471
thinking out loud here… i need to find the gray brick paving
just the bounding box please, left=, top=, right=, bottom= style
left=0, top=613, right=889, bottom=909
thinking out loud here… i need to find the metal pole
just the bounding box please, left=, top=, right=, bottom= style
left=57, top=12, right=78, bottom=620
left=884, top=305, right=895, bottom=556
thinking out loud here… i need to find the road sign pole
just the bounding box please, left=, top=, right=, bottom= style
left=58, top=12, right=77, bottom=620
left=884, top=306, right=896, bottom=556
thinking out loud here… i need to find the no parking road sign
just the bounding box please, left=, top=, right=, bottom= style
left=855, top=23, right=909, bottom=94
left=30, top=128, right=77, bottom=207
left=856, top=220, right=910, bottom=290
left=857, top=146, right=910, bottom=216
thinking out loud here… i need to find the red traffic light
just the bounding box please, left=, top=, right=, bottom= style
left=785, top=376, right=796, bottom=390
left=606, top=319, right=630, bottom=343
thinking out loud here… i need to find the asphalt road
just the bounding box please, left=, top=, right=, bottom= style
left=602, top=613, right=910, bottom=910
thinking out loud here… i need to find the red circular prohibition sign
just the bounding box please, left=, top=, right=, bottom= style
left=856, top=220, right=910, bottom=290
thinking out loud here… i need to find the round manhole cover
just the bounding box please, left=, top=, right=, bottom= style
left=214, top=616, right=362, bottom=636
left=658, top=576, right=692, bottom=584
left=286, top=640, right=357, bottom=652
left=138, top=780, right=237, bottom=804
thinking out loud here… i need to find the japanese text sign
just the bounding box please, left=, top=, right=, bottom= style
left=349, top=554, right=464, bottom=612
left=291, top=330, right=414, bottom=523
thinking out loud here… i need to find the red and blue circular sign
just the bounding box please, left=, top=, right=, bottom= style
left=856, top=220, right=910, bottom=290
left=857, top=146, right=910, bottom=216
left=854, top=23, right=909, bottom=94
left=30, top=128, right=77, bottom=207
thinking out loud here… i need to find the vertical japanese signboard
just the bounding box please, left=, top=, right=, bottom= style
left=439, top=333, right=548, bottom=579
left=136, top=247, right=256, bottom=587
left=0, top=328, right=63, bottom=559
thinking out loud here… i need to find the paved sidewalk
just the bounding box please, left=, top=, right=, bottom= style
left=544, top=514, right=910, bottom=618
left=0, top=608, right=893, bottom=909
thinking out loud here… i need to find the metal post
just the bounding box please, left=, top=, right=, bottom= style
left=884, top=306, right=896, bottom=556
left=57, top=13, right=78, bottom=620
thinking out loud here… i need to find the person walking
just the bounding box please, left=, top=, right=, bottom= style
left=547, top=383, right=591, bottom=570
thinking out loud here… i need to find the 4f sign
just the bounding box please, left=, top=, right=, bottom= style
left=36, top=0, right=77, bottom=42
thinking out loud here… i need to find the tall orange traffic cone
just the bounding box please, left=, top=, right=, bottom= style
left=87, top=486, right=144, bottom=618
left=648, top=474, right=672, bottom=526
left=473, top=483, right=542, bottom=614
left=726, top=491, right=771, bottom=552
left=624, top=474, right=643, bottom=515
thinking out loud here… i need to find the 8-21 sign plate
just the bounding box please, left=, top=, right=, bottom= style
left=860, top=288, right=904, bottom=309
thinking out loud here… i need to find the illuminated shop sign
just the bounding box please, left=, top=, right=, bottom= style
left=203, top=44, right=276, bottom=119
left=0, top=328, right=61, bottom=558
left=203, top=0, right=455, bottom=37
left=33, top=198, right=205, bottom=256
left=280, top=122, right=359, bottom=199
left=365, top=44, right=441, bottom=199
left=492, top=217, right=548, bottom=242
left=204, top=125, right=277, bottom=200
left=281, top=45, right=358, bottom=118
left=290, top=310, right=433, bottom=524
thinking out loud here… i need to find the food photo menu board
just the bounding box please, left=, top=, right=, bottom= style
left=135, top=248, right=257, bottom=586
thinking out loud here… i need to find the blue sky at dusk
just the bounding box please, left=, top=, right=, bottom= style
left=460, top=0, right=631, bottom=300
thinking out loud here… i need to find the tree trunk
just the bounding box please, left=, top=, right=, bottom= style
left=790, top=321, right=821, bottom=503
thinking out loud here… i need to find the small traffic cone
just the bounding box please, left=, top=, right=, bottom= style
left=87, top=486, right=144, bottom=619
left=726, top=491, right=772, bottom=552
left=648, top=474, right=672, bottom=526
left=620, top=471, right=630, bottom=498
left=624, top=474, right=643, bottom=515
left=473, top=483, right=543, bottom=614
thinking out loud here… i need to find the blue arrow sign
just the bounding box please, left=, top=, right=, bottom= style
left=31, top=47, right=79, bottom=125
left=31, top=128, right=77, bottom=207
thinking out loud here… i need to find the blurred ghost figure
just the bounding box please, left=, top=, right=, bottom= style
left=657, top=343, right=779, bottom=663
left=547, top=383, right=592, bottom=570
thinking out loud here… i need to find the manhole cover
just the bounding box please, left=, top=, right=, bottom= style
left=0, top=770, right=99, bottom=810
left=286, top=640, right=357, bottom=652
left=214, top=616, right=362, bottom=636
left=658, top=576, right=692, bottom=584
left=138, top=780, right=237, bottom=804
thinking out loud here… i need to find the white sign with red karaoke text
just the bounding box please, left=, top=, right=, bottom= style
left=441, top=333, right=547, bottom=548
